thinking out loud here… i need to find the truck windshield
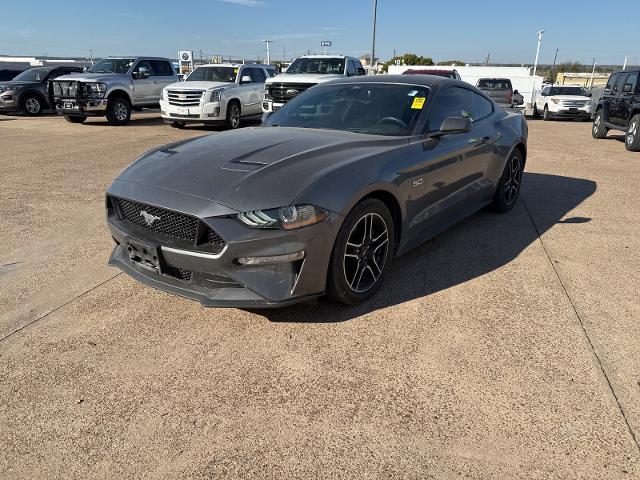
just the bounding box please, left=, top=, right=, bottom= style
left=12, top=68, right=48, bottom=82
left=549, top=86, right=586, bottom=96
left=286, top=58, right=345, bottom=75
left=186, top=67, right=237, bottom=83
left=265, top=83, right=429, bottom=136
left=87, top=59, right=135, bottom=74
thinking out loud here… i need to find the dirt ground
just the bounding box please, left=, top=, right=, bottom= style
left=0, top=112, right=638, bottom=479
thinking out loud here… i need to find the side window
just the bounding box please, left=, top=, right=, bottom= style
left=149, top=60, right=174, bottom=76
left=541, top=87, right=550, bottom=96
left=474, top=92, right=493, bottom=121
left=134, top=60, right=153, bottom=75
left=264, top=67, right=276, bottom=78
left=624, top=73, right=638, bottom=94
left=355, top=61, right=366, bottom=76
left=428, top=87, right=477, bottom=131
left=347, top=60, right=357, bottom=77
left=613, top=74, right=627, bottom=93
left=605, top=74, right=619, bottom=93
left=250, top=67, right=266, bottom=84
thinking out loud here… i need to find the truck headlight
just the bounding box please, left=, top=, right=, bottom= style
left=83, top=82, right=107, bottom=97
left=210, top=88, right=225, bottom=102
left=551, top=98, right=560, bottom=104
left=237, top=205, right=328, bottom=230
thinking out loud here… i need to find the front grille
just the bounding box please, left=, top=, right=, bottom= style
left=169, top=113, right=200, bottom=118
left=165, top=267, right=193, bottom=282
left=167, top=89, right=204, bottom=107
left=207, top=228, right=226, bottom=249
left=561, top=100, right=587, bottom=107
left=268, top=83, right=316, bottom=103
left=116, top=198, right=198, bottom=241
left=53, top=80, right=78, bottom=99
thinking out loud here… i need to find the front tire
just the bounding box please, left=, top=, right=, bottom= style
left=532, top=104, right=540, bottom=119
left=592, top=110, right=608, bottom=139
left=106, top=96, right=131, bottom=126
left=22, top=94, right=43, bottom=116
left=226, top=101, right=241, bottom=129
left=326, top=199, right=395, bottom=305
left=543, top=105, right=551, bottom=121
left=64, top=115, right=87, bottom=123
left=625, top=114, right=640, bottom=151
left=492, top=149, right=523, bottom=213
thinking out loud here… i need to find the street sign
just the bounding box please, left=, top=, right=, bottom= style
left=320, top=41, right=332, bottom=47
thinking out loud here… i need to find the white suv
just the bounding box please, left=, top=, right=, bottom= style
left=160, top=63, right=275, bottom=129
left=262, top=55, right=366, bottom=113
left=534, top=84, right=592, bottom=121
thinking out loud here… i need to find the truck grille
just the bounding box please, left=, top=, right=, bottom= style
left=561, top=100, right=587, bottom=107
left=167, top=89, right=204, bottom=107
left=111, top=197, right=226, bottom=252
left=268, top=83, right=316, bottom=103
left=52, top=80, right=78, bottom=99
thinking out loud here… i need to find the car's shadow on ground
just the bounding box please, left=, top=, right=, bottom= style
left=604, top=134, right=625, bottom=144
left=256, top=172, right=597, bottom=323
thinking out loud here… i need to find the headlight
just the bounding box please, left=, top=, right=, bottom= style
left=209, top=88, right=225, bottom=102
left=83, top=82, right=107, bottom=97
left=237, top=205, right=328, bottom=230
left=160, top=89, right=166, bottom=101
left=263, top=88, right=271, bottom=100
left=551, top=98, right=560, bottom=104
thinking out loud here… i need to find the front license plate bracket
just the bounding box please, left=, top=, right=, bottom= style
left=125, top=237, right=161, bottom=273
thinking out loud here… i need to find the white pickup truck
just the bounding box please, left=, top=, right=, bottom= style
left=262, top=55, right=366, bottom=113
left=533, top=84, right=592, bottom=121
left=160, top=63, right=275, bottom=129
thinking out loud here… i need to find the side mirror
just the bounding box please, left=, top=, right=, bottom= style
left=540, top=91, right=547, bottom=96
left=240, top=75, right=252, bottom=84
left=357, top=67, right=366, bottom=76
left=587, top=92, right=593, bottom=97
left=513, top=89, right=519, bottom=94
left=430, top=117, right=473, bottom=137
left=623, top=83, right=633, bottom=93
left=133, top=66, right=151, bottom=79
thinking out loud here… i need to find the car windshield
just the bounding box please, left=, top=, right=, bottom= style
left=265, top=83, right=429, bottom=136
left=477, top=79, right=511, bottom=89
left=12, top=68, right=49, bottom=82
left=186, top=66, right=237, bottom=82
left=549, top=86, right=586, bottom=96
left=286, top=58, right=345, bottom=75
left=87, top=58, right=134, bottom=74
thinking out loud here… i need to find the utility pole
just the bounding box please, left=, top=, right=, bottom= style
left=262, top=40, right=273, bottom=65
left=590, top=58, right=597, bottom=89
left=89, top=49, right=94, bottom=65
left=532, top=29, right=545, bottom=77
left=550, top=48, right=559, bottom=85
left=623, top=56, right=628, bottom=71
left=370, top=0, right=378, bottom=74
left=485, top=53, right=490, bottom=66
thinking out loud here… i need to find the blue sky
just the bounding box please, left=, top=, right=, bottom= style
left=1, top=0, right=638, bottom=66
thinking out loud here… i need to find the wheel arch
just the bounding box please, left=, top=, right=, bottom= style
left=21, top=90, right=48, bottom=109
left=354, top=189, right=403, bottom=252
left=107, top=89, right=132, bottom=104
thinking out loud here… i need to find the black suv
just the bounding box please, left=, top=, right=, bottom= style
left=0, top=65, right=83, bottom=116
left=592, top=70, right=640, bottom=151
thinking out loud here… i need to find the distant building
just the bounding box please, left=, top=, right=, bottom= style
left=0, top=55, right=92, bottom=69
left=555, top=72, right=610, bottom=87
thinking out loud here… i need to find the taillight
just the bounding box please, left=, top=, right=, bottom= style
left=508, top=91, right=513, bottom=103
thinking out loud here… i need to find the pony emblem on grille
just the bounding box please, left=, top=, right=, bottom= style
left=140, top=210, right=161, bottom=226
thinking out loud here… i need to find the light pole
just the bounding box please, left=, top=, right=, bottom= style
left=262, top=40, right=273, bottom=65
left=370, top=0, right=378, bottom=74
left=623, top=56, right=629, bottom=71
left=532, top=29, right=545, bottom=77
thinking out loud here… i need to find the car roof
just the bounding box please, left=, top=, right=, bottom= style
left=298, top=55, right=349, bottom=59
left=320, top=74, right=470, bottom=93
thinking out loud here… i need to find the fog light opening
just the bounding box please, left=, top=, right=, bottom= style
left=237, top=251, right=305, bottom=266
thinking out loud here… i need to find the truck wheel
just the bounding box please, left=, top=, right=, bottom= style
left=625, top=114, right=640, bottom=151
left=532, top=104, right=540, bottom=119
left=22, top=94, right=43, bottom=116
left=106, top=96, right=131, bottom=126
left=64, top=115, right=87, bottom=123
left=170, top=121, right=186, bottom=129
left=226, top=101, right=241, bottom=129
left=543, top=105, right=551, bottom=121
left=592, top=111, right=608, bottom=139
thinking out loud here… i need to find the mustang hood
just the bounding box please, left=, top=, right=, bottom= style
left=114, top=127, right=407, bottom=213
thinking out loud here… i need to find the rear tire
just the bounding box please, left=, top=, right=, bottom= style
left=592, top=110, right=608, bottom=139
left=532, top=104, right=540, bottom=119
left=625, top=114, right=640, bottom=151
left=226, top=101, right=241, bottom=129
left=492, top=149, right=523, bottom=213
left=64, top=115, right=87, bottom=123
left=326, top=199, right=395, bottom=306
left=106, top=96, right=131, bottom=126
left=21, top=94, right=43, bottom=116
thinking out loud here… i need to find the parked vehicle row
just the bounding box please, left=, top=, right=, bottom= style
left=533, top=85, right=592, bottom=121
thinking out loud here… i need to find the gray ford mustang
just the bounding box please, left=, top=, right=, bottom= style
left=106, top=75, right=527, bottom=307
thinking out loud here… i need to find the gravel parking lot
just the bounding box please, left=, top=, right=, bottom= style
left=1, top=112, right=639, bottom=479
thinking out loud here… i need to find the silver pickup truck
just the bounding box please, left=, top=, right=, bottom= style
left=52, top=57, right=178, bottom=125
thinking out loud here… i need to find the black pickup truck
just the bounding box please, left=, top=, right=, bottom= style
left=592, top=69, right=640, bottom=151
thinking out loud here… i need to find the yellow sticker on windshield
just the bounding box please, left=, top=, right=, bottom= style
left=411, top=97, right=426, bottom=109
left=234, top=68, right=238, bottom=73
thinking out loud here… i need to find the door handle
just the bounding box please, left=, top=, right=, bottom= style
left=481, top=134, right=501, bottom=145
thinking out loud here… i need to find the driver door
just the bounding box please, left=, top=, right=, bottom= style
left=131, top=60, right=155, bottom=104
